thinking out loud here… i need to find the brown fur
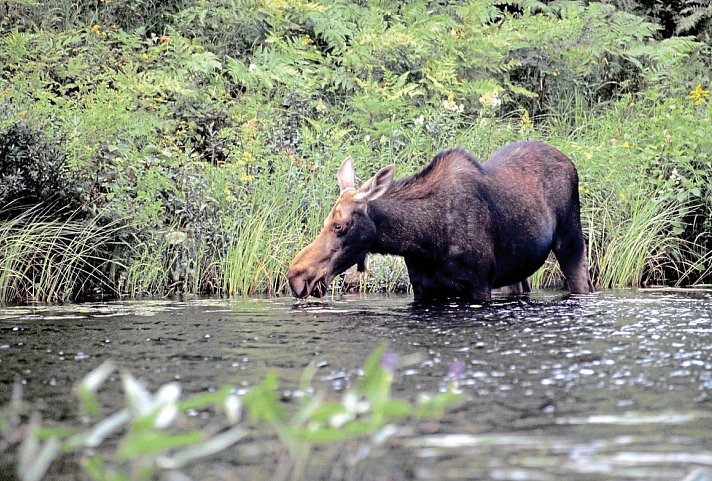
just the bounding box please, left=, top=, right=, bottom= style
left=288, top=141, right=595, bottom=301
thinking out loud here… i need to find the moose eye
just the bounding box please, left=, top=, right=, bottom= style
left=333, top=223, right=345, bottom=235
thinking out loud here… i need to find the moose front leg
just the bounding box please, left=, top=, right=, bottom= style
left=406, top=260, right=450, bottom=302
left=407, top=260, right=493, bottom=302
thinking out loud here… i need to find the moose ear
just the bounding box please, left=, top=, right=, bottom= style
left=355, top=165, right=394, bottom=202
left=337, top=156, right=355, bottom=193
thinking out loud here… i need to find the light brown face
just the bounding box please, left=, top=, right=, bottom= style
left=287, top=157, right=394, bottom=298
left=287, top=191, right=366, bottom=298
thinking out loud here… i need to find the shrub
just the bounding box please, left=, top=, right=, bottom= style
left=0, top=119, right=79, bottom=215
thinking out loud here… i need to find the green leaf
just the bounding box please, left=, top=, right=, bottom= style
left=243, top=372, right=286, bottom=423
left=117, top=431, right=204, bottom=460
left=180, top=386, right=233, bottom=412
left=36, top=426, right=76, bottom=440
left=305, top=402, right=349, bottom=424
left=296, top=420, right=375, bottom=443
left=356, top=343, right=387, bottom=398
left=81, top=455, right=131, bottom=481
left=415, top=392, right=462, bottom=418
left=381, top=399, right=412, bottom=418
left=76, top=387, right=100, bottom=418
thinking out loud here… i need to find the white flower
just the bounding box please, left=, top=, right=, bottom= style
left=121, top=371, right=181, bottom=429
left=444, top=96, right=465, bottom=113
left=224, top=394, right=242, bottom=424
left=413, top=115, right=425, bottom=126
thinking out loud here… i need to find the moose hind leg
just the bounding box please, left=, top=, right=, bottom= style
left=499, top=279, right=531, bottom=295
left=553, top=229, right=594, bottom=294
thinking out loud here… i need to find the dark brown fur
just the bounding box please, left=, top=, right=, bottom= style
left=288, top=141, right=594, bottom=301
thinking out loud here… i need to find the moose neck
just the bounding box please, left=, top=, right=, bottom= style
left=367, top=197, right=437, bottom=258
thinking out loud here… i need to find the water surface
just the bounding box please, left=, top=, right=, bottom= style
left=1, top=289, right=711, bottom=480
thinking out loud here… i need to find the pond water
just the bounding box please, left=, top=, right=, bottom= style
left=1, top=289, right=712, bottom=481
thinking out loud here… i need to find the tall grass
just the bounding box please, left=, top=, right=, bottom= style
left=220, top=208, right=277, bottom=296
left=218, top=166, right=320, bottom=297
left=0, top=206, right=123, bottom=303
left=531, top=195, right=699, bottom=290
left=589, top=195, right=697, bottom=288
left=121, top=231, right=176, bottom=297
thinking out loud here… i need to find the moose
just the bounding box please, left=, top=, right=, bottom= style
left=288, top=140, right=594, bottom=302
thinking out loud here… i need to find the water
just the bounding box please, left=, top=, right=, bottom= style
left=1, top=289, right=711, bottom=480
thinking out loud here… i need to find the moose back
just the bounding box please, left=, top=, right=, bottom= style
left=288, top=140, right=595, bottom=301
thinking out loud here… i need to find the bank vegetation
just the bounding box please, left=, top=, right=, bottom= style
left=1, top=0, right=711, bottom=302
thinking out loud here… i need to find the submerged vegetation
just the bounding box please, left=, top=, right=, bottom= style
left=0, top=0, right=711, bottom=302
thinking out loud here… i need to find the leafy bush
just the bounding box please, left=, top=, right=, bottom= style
left=0, top=120, right=78, bottom=213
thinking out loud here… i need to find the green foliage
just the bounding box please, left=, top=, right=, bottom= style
left=1, top=346, right=461, bottom=481
left=0, top=0, right=710, bottom=298
left=0, top=120, right=74, bottom=209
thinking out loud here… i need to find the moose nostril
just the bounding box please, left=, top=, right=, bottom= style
left=288, top=273, right=308, bottom=298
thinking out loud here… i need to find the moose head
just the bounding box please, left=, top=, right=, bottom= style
left=287, top=157, right=394, bottom=298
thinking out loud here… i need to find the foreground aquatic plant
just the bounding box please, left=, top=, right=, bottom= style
left=0, top=345, right=460, bottom=481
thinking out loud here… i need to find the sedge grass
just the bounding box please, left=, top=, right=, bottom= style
left=356, top=255, right=410, bottom=294
left=219, top=165, right=318, bottom=297
left=121, top=232, right=175, bottom=298
left=0, top=206, right=123, bottom=303
left=589, top=194, right=695, bottom=288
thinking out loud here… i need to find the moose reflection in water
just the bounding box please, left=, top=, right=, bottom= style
left=288, top=140, right=595, bottom=301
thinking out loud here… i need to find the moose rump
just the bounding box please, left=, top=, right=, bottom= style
left=288, top=140, right=594, bottom=301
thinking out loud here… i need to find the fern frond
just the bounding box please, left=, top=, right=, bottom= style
left=496, top=0, right=552, bottom=15
left=676, top=1, right=712, bottom=33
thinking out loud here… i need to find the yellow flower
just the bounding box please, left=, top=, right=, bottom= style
left=689, top=84, right=709, bottom=106
left=379, top=135, right=387, bottom=145
left=91, top=25, right=101, bottom=35
left=239, top=173, right=254, bottom=183
left=552, top=70, right=559, bottom=77
left=622, top=141, right=631, bottom=149
left=141, top=53, right=150, bottom=61
left=590, top=59, right=597, bottom=65
left=619, top=193, right=625, bottom=201
left=479, top=90, right=502, bottom=110
left=518, top=110, right=533, bottom=134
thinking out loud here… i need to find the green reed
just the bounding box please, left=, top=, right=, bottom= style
left=0, top=206, right=122, bottom=303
